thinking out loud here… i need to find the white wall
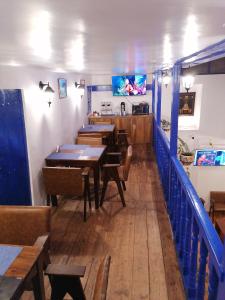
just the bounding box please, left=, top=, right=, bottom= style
left=162, top=74, right=225, bottom=210
left=0, top=66, right=89, bottom=205
left=90, top=74, right=152, bottom=114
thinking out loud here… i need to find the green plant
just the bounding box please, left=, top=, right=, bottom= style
left=178, top=137, right=193, bottom=155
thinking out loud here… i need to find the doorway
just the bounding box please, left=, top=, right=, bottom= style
left=0, top=89, right=31, bottom=205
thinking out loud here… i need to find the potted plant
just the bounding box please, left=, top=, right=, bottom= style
left=161, top=119, right=171, bottom=131
left=178, top=137, right=194, bottom=165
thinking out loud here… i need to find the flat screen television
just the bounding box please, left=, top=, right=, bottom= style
left=112, top=75, right=147, bottom=96
left=194, top=149, right=225, bottom=166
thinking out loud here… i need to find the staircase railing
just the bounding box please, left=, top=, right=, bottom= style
left=154, top=121, right=225, bottom=300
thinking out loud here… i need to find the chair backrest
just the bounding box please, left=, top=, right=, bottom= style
left=210, top=191, right=225, bottom=205
left=78, top=133, right=103, bottom=138
left=122, top=145, right=133, bottom=181
left=131, top=123, right=137, bottom=144
left=42, top=167, right=83, bottom=196
left=0, top=206, right=51, bottom=246
left=76, top=136, right=103, bottom=146
left=93, top=255, right=111, bottom=300
left=94, top=121, right=111, bottom=125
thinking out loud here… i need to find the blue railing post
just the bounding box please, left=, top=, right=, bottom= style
left=217, top=244, right=225, bottom=299
left=152, top=73, right=156, bottom=116
left=156, top=70, right=162, bottom=127
left=170, top=63, right=181, bottom=156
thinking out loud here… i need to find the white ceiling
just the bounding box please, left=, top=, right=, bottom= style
left=0, top=0, right=225, bottom=74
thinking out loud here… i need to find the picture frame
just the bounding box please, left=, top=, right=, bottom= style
left=179, top=92, right=196, bottom=115
left=58, top=78, right=67, bottom=98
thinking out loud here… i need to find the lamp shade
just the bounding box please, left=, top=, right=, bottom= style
left=182, top=75, right=194, bottom=92
left=162, top=74, right=171, bottom=87
left=45, top=84, right=54, bottom=93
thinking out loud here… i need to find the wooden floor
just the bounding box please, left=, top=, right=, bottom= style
left=23, top=144, right=185, bottom=300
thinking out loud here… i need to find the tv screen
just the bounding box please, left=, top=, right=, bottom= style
left=112, top=75, right=147, bottom=96
left=194, top=149, right=225, bottom=166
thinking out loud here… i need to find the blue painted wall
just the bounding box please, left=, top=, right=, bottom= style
left=0, top=89, right=31, bottom=205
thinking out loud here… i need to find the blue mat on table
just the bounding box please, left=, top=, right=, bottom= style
left=79, top=125, right=114, bottom=132
left=60, top=144, right=88, bottom=150
left=83, top=148, right=104, bottom=156
left=47, top=152, right=80, bottom=160
left=0, top=246, right=22, bottom=275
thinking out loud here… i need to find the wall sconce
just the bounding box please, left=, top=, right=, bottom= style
left=75, top=79, right=85, bottom=89
left=39, top=81, right=55, bottom=107
left=75, top=79, right=85, bottom=98
left=182, top=75, right=195, bottom=93
left=162, top=70, right=171, bottom=88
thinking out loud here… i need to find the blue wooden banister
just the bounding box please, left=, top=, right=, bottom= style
left=153, top=38, right=225, bottom=299
left=154, top=122, right=225, bottom=299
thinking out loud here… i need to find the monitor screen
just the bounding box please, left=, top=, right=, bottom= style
left=194, top=149, right=225, bottom=166
left=112, top=75, right=147, bottom=96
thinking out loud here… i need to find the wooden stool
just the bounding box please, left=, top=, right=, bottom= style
left=45, top=264, right=86, bottom=300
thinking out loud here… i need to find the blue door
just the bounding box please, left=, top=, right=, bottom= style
left=0, top=89, right=31, bottom=205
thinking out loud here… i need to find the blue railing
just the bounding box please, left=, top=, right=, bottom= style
left=154, top=121, right=225, bottom=300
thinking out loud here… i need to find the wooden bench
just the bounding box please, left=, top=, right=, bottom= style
left=45, top=255, right=111, bottom=300
left=210, top=191, right=225, bottom=222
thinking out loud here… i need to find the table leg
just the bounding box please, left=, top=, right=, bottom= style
left=93, top=166, right=100, bottom=209
left=32, top=261, right=46, bottom=300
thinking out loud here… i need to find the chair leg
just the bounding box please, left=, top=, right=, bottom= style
left=100, top=179, right=109, bottom=207
left=49, top=275, right=86, bottom=300
left=122, top=181, right=126, bottom=191
left=115, top=180, right=126, bottom=207
left=83, top=189, right=87, bottom=222
left=47, top=195, right=51, bottom=206
left=112, top=168, right=126, bottom=207
left=87, top=182, right=91, bottom=210
left=51, top=195, right=58, bottom=207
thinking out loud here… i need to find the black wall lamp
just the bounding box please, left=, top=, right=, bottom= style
left=75, top=79, right=85, bottom=98
left=162, top=70, right=171, bottom=88
left=39, top=81, right=55, bottom=107
left=75, top=79, right=85, bottom=89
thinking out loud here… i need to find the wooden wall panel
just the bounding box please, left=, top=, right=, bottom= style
left=89, top=114, right=153, bottom=145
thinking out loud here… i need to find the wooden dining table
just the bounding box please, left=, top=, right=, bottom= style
left=78, top=124, right=115, bottom=135
left=0, top=244, right=45, bottom=300
left=45, top=144, right=107, bottom=209
left=78, top=124, right=115, bottom=144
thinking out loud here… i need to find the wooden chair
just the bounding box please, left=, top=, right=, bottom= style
left=93, top=121, right=112, bottom=125
left=0, top=205, right=50, bottom=248
left=100, top=145, right=133, bottom=207
left=117, top=123, right=136, bottom=146
left=210, top=191, right=225, bottom=222
left=78, top=132, right=103, bottom=138
left=45, top=255, right=111, bottom=300
left=42, top=167, right=91, bottom=221
left=76, top=136, right=103, bottom=146
left=0, top=206, right=51, bottom=297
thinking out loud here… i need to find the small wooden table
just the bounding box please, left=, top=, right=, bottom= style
left=79, top=124, right=115, bottom=144
left=45, top=144, right=107, bottom=209
left=215, top=218, right=225, bottom=242
left=78, top=124, right=115, bottom=134
left=0, top=244, right=45, bottom=300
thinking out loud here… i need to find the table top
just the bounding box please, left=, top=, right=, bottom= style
left=0, top=245, right=22, bottom=276
left=3, top=245, right=41, bottom=279
left=78, top=124, right=115, bottom=133
left=46, top=144, right=106, bottom=163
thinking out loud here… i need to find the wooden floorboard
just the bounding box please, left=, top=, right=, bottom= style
left=22, top=144, right=185, bottom=300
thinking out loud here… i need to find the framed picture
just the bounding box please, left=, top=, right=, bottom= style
left=58, top=78, right=67, bottom=98
left=179, top=92, right=196, bottom=115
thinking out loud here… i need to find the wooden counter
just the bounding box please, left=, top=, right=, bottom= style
left=89, top=114, right=153, bottom=144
